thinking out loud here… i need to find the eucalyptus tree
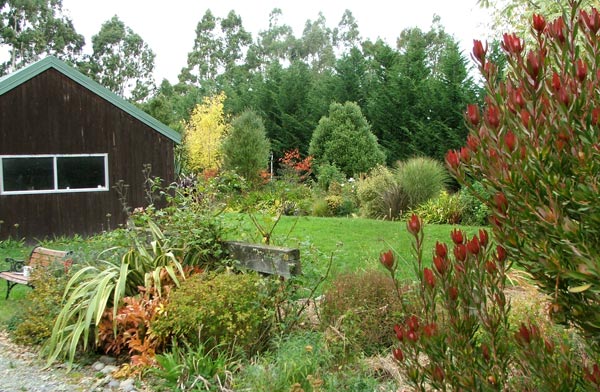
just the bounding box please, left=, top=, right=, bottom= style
left=334, top=10, right=362, bottom=55
left=179, top=9, right=222, bottom=90
left=246, top=8, right=295, bottom=72
left=296, top=13, right=336, bottom=72
left=0, top=0, right=84, bottom=75
left=79, top=16, right=156, bottom=102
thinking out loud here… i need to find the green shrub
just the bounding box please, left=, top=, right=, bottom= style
left=321, top=270, right=406, bottom=356
left=11, top=266, right=69, bottom=345
left=414, top=191, right=462, bottom=224
left=315, top=163, right=346, bottom=191
left=458, top=182, right=490, bottom=226
left=222, top=109, right=271, bottom=184
left=356, top=166, right=396, bottom=219
left=394, top=156, right=449, bottom=210
left=151, top=271, right=275, bottom=356
left=234, top=331, right=332, bottom=392
left=309, top=101, right=386, bottom=177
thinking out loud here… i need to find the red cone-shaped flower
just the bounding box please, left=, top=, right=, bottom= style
left=407, top=214, right=421, bottom=235
left=380, top=250, right=395, bottom=271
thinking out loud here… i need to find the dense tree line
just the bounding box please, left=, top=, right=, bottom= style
left=0, top=0, right=486, bottom=164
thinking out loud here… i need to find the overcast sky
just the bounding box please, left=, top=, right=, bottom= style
left=61, top=0, right=492, bottom=83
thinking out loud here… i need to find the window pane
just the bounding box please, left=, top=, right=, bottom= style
left=57, top=156, right=106, bottom=189
left=2, top=157, right=54, bottom=191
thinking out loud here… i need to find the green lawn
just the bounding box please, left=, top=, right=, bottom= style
left=223, top=213, right=482, bottom=282
left=0, top=215, right=482, bottom=324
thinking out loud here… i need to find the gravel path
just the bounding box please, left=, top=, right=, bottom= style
left=0, top=331, right=98, bottom=392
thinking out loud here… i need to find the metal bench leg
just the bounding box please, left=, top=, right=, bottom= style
left=5, top=280, right=17, bottom=300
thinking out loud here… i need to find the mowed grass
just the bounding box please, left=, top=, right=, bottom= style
left=223, top=213, right=482, bottom=282
left=0, top=215, right=482, bottom=323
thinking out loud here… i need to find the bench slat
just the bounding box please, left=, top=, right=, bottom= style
left=0, top=272, right=28, bottom=285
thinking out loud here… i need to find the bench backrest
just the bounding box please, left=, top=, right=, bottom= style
left=28, top=246, right=73, bottom=268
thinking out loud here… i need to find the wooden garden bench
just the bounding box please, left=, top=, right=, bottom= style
left=0, top=246, right=73, bottom=299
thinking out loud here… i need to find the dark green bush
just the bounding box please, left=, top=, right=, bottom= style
left=321, top=270, right=407, bottom=356
left=151, top=271, right=276, bottom=356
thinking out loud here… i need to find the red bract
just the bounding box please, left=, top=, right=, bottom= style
left=479, top=229, right=489, bottom=247
left=482, top=343, right=490, bottom=362
left=433, top=366, right=445, bottom=382
left=502, top=33, right=524, bottom=55
left=433, top=256, right=447, bottom=275
left=435, top=241, right=448, bottom=258
left=407, top=330, right=418, bottom=342
left=460, top=147, right=470, bottom=161
left=559, top=87, right=570, bottom=106
left=485, top=105, right=500, bottom=129
left=486, top=260, right=497, bottom=274
left=394, top=324, right=404, bottom=341
left=467, top=134, right=479, bottom=150
left=520, top=109, right=530, bottom=127
left=454, top=243, right=467, bottom=262
left=504, top=130, right=516, bottom=152
left=466, top=104, right=481, bottom=125
left=424, top=268, right=436, bottom=288
left=593, top=108, right=600, bottom=125
left=467, top=236, right=481, bottom=255
left=407, top=315, right=419, bottom=332
left=407, top=214, right=421, bottom=235
left=393, top=347, right=404, bottom=362
left=448, top=286, right=459, bottom=301
left=526, top=51, right=541, bottom=79
left=450, top=229, right=464, bottom=244
left=445, top=149, right=460, bottom=169
left=380, top=250, right=395, bottom=271
left=581, top=9, right=600, bottom=34
left=496, top=245, right=507, bottom=262
left=516, top=323, right=531, bottom=344
left=494, top=192, right=508, bottom=212
left=533, top=13, right=546, bottom=33
left=514, top=87, right=525, bottom=107
left=552, top=72, right=561, bottom=91
left=548, top=17, right=566, bottom=43
left=423, top=323, right=437, bottom=337
left=576, top=59, right=588, bottom=82
left=472, top=39, right=487, bottom=64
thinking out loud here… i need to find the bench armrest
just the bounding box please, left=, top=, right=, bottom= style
left=4, top=257, right=24, bottom=272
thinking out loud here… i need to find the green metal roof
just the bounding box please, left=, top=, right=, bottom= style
left=0, top=56, right=181, bottom=144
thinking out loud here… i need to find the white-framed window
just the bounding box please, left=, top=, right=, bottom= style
left=0, top=154, right=109, bottom=195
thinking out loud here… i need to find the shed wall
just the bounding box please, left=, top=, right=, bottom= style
left=0, top=69, right=175, bottom=240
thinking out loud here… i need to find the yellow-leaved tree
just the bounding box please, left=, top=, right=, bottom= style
left=184, top=92, right=230, bottom=172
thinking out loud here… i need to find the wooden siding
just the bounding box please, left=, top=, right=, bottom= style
left=0, top=69, right=175, bottom=240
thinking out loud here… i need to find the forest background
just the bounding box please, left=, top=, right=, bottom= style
left=0, top=0, right=584, bottom=166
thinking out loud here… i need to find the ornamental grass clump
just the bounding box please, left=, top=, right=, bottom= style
left=446, top=0, right=600, bottom=349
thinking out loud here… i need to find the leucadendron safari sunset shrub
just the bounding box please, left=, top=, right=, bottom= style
left=447, top=1, right=600, bottom=347
left=384, top=215, right=596, bottom=391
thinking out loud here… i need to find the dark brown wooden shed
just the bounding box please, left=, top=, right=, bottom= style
left=0, top=56, right=181, bottom=240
